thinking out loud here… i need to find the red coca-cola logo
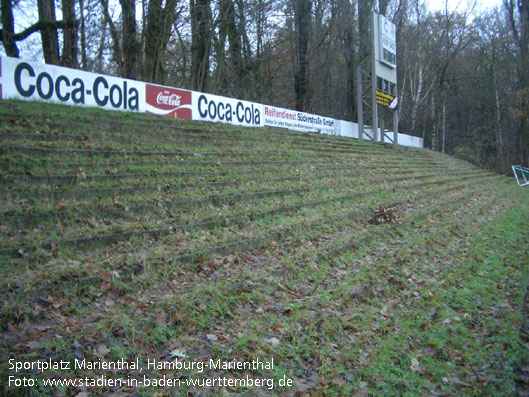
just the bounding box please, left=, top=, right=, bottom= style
left=156, top=92, right=181, bottom=107
left=146, top=84, right=192, bottom=120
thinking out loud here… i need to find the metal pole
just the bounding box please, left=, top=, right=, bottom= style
left=371, top=12, right=378, bottom=143
left=357, top=66, right=363, bottom=141
left=393, top=109, right=398, bottom=145
left=513, top=165, right=521, bottom=186
left=380, top=109, right=385, bottom=143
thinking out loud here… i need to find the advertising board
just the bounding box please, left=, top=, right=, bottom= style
left=0, top=56, right=422, bottom=148
left=376, top=89, right=395, bottom=108
left=0, top=56, right=145, bottom=112
left=378, top=14, right=396, bottom=69
left=192, top=91, right=263, bottom=127
left=263, top=105, right=335, bottom=135
left=145, top=83, right=192, bottom=119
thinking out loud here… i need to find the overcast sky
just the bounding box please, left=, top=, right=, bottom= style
left=425, top=0, right=504, bottom=13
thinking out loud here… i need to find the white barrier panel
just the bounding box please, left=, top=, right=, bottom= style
left=334, top=120, right=359, bottom=139
left=263, top=105, right=335, bottom=135
left=333, top=120, right=423, bottom=149
left=397, top=132, right=423, bottom=148
left=0, top=56, right=145, bottom=112
left=192, top=91, right=263, bottom=127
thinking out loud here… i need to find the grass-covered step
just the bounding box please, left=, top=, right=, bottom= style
left=0, top=176, right=488, bottom=305
left=0, top=171, right=496, bottom=261
left=0, top=99, right=525, bottom=397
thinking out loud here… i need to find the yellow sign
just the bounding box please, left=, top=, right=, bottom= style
left=376, top=90, right=395, bottom=107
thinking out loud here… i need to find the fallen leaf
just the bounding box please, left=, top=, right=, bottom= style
left=206, top=334, right=218, bottom=342
left=11, top=258, right=27, bottom=266
left=332, top=376, right=345, bottom=386
left=26, top=341, right=40, bottom=350
left=95, top=344, right=109, bottom=356
left=169, top=349, right=188, bottom=359
left=410, top=357, right=419, bottom=372
left=294, top=371, right=319, bottom=392
left=100, top=271, right=111, bottom=282
left=264, top=337, right=280, bottom=349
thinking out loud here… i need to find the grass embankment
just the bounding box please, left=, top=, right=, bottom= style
left=0, top=99, right=528, bottom=396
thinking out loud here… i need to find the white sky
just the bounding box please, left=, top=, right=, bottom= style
left=425, top=0, right=504, bottom=13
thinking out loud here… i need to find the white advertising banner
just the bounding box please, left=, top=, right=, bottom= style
left=192, top=91, right=264, bottom=127
left=263, top=105, right=335, bottom=135
left=0, top=56, right=145, bottom=112
left=0, top=56, right=422, bottom=148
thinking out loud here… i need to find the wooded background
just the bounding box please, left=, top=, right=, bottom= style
left=1, top=0, right=528, bottom=171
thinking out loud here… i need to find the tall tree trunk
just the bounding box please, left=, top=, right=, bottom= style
left=236, top=0, right=252, bottom=97
left=410, top=62, right=423, bottom=132
left=293, top=0, right=311, bottom=111
left=38, top=0, right=60, bottom=65
left=441, top=101, right=446, bottom=153
left=430, top=94, right=436, bottom=150
left=119, top=0, right=139, bottom=79
left=61, top=0, right=78, bottom=67
left=336, top=0, right=356, bottom=120
left=491, top=48, right=503, bottom=170
left=100, top=0, right=122, bottom=74
left=143, top=0, right=160, bottom=81
left=1, top=0, right=20, bottom=57
left=254, top=0, right=265, bottom=99
left=97, top=19, right=107, bottom=73
left=190, top=0, right=211, bottom=91
left=79, top=0, right=87, bottom=68
left=143, top=0, right=178, bottom=83
left=358, top=0, right=373, bottom=64
left=214, top=0, right=230, bottom=93
left=226, top=0, right=243, bottom=95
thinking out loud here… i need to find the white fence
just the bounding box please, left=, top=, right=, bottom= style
left=0, top=56, right=422, bottom=149
left=333, top=119, right=423, bottom=148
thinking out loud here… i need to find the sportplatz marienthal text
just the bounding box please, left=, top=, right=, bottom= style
left=9, top=357, right=274, bottom=373
left=8, top=358, right=293, bottom=390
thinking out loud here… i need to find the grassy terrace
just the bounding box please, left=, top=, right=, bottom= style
left=1, top=99, right=528, bottom=396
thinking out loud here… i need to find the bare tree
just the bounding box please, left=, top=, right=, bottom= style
left=334, top=0, right=357, bottom=119
left=504, top=0, right=529, bottom=166
left=292, top=0, right=311, bottom=111
left=1, top=0, right=19, bottom=57
left=61, top=0, right=78, bottom=67
left=119, top=0, right=139, bottom=78
left=38, top=0, right=60, bottom=64
left=190, top=0, right=211, bottom=91
left=142, top=0, right=181, bottom=83
left=100, top=0, right=123, bottom=73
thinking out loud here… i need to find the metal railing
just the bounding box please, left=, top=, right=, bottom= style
left=512, top=165, right=529, bottom=187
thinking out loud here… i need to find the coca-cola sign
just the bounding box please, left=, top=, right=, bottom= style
left=146, top=84, right=192, bottom=119
left=157, top=92, right=180, bottom=107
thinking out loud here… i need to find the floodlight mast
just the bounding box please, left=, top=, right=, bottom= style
left=357, top=11, right=399, bottom=145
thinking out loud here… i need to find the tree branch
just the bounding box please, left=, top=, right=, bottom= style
left=0, top=20, right=77, bottom=43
